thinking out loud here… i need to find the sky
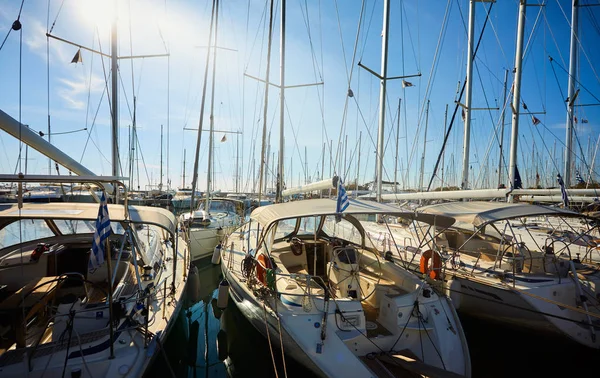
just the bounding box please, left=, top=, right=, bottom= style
left=0, top=0, right=599, bottom=193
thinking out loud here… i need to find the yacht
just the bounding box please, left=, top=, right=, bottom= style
left=220, top=198, right=471, bottom=377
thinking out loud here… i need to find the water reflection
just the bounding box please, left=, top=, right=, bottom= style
left=150, top=260, right=314, bottom=378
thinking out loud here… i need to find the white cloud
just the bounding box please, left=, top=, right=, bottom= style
left=56, top=72, right=105, bottom=110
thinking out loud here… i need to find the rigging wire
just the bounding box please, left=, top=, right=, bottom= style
left=405, top=0, right=452, bottom=188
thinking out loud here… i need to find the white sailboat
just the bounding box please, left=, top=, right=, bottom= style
left=179, top=0, right=244, bottom=263
left=220, top=1, right=471, bottom=376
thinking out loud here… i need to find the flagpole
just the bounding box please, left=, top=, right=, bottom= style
left=105, top=229, right=115, bottom=359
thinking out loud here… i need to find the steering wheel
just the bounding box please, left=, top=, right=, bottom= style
left=499, top=242, right=533, bottom=273
left=327, top=246, right=381, bottom=301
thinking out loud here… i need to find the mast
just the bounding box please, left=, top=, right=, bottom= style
left=206, top=0, right=220, bottom=213
left=356, top=131, right=361, bottom=192
left=508, top=0, right=526, bottom=198
left=190, top=0, right=216, bottom=212
left=111, top=1, right=119, bottom=180
left=375, top=0, right=390, bottom=202
left=159, top=124, right=163, bottom=192
left=419, top=100, right=430, bottom=191
left=461, top=0, right=477, bottom=190
left=441, top=104, right=448, bottom=189
left=564, top=0, right=579, bottom=186
left=182, top=149, right=186, bottom=188
left=394, top=98, right=401, bottom=192
left=258, top=0, right=275, bottom=204
left=498, top=69, right=508, bottom=188
left=236, top=133, right=240, bottom=193
left=276, top=0, right=286, bottom=203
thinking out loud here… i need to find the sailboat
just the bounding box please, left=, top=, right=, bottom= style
left=0, top=5, right=191, bottom=376
left=179, top=0, right=245, bottom=263
left=220, top=1, right=470, bottom=376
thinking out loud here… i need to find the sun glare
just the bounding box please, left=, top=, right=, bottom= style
left=77, top=0, right=116, bottom=34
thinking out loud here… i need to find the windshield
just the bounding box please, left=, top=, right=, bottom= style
left=0, top=219, right=127, bottom=251
left=322, top=215, right=363, bottom=246
left=200, top=200, right=236, bottom=214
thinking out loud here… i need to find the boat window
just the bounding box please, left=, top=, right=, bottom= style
left=274, top=218, right=298, bottom=240
left=53, top=220, right=126, bottom=235
left=0, top=219, right=55, bottom=249
left=297, top=216, right=320, bottom=236
left=209, top=201, right=235, bottom=213
left=322, top=215, right=362, bottom=245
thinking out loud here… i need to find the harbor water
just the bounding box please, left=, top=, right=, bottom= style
left=149, top=260, right=599, bottom=378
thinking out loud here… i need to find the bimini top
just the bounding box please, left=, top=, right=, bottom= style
left=418, top=201, right=587, bottom=228
left=250, top=198, right=455, bottom=229
left=0, top=203, right=177, bottom=235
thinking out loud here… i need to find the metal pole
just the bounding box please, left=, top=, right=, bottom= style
left=419, top=100, right=430, bottom=191
left=160, top=125, right=163, bottom=192
left=508, top=0, right=527, bottom=199
left=276, top=0, right=286, bottom=203
left=190, top=0, right=216, bottom=212
left=442, top=104, right=448, bottom=189
left=498, top=69, right=508, bottom=188
left=461, top=0, right=476, bottom=190
left=111, top=1, right=119, bottom=180
left=236, top=133, right=240, bottom=193
left=375, top=0, right=390, bottom=202
left=206, top=0, right=220, bottom=213
left=105, top=237, right=115, bottom=359
left=258, top=0, right=275, bottom=204
left=564, top=0, right=579, bottom=186
left=394, top=98, right=401, bottom=193
left=357, top=131, right=362, bottom=193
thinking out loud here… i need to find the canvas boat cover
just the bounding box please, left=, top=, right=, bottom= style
left=250, top=198, right=455, bottom=229
left=418, top=201, right=587, bottom=228
left=0, top=203, right=176, bottom=234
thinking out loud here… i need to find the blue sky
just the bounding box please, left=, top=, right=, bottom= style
left=0, top=0, right=598, bottom=192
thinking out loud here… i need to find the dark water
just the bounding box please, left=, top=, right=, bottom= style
left=150, top=261, right=599, bottom=378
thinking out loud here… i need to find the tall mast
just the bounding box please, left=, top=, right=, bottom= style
left=508, top=0, right=527, bottom=196
left=419, top=100, right=430, bottom=190
left=276, top=0, right=286, bottom=203
left=375, top=0, right=390, bottom=202
left=442, top=103, right=448, bottom=189
left=564, top=0, right=579, bottom=186
left=111, top=1, right=119, bottom=180
left=258, top=0, right=275, bottom=204
left=357, top=132, right=362, bottom=192
left=206, top=0, right=220, bottom=213
left=190, top=0, right=216, bottom=212
left=159, top=124, right=163, bottom=192
left=461, top=0, right=477, bottom=190
left=182, top=149, right=186, bottom=188
left=394, top=98, right=401, bottom=192
left=498, top=69, right=508, bottom=188
left=236, top=133, right=240, bottom=193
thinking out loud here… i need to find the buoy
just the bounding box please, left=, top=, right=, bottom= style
left=216, top=329, right=228, bottom=361
left=445, top=279, right=461, bottom=310
left=187, top=265, right=201, bottom=303
left=217, top=279, right=230, bottom=309
left=212, top=243, right=222, bottom=265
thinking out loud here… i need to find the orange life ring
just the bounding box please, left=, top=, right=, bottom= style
left=419, top=250, right=442, bottom=280
left=256, top=254, right=272, bottom=286
left=587, top=239, right=600, bottom=250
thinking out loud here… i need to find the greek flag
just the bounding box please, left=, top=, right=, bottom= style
left=89, top=192, right=112, bottom=271
left=336, top=178, right=350, bottom=215
left=575, top=171, right=585, bottom=185
left=557, top=173, right=569, bottom=208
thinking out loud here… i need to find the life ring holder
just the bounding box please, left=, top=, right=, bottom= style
left=256, top=253, right=273, bottom=286
left=419, top=249, right=442, bottom=280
